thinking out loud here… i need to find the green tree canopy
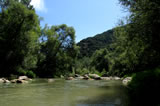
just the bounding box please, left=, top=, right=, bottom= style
left=37, top=24, right=79, bottom=77
left=0, top=1, right=40, bottom=77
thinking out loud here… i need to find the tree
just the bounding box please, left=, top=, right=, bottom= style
left=0, top=0, right=33, bottom=9
left=37, top=24, right=79, bottom=77
left=91, top=49, right=109, bottom=72
left=0, top=1, right=40, bottom=77
left=118, top=0, right=160, bottom=70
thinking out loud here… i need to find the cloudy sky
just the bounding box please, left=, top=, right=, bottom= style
left=30, top=0, right=127, bottom=42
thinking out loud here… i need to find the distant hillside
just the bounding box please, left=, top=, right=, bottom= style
left=77, top=29, right=114, bottom=57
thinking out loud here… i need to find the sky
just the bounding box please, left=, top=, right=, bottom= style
left=30, top=0, right=127, bottom=42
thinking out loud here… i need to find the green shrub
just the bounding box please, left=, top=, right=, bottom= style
left=26, top=70, right=36, bottom=78
left=75, top=68, right=90, bottom=75
left=17, top=67, right=26, bottom=76
left=128, top=68, right=160, bottom=106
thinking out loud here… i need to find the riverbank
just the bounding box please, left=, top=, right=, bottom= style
left=0, top=76, right=32, bottom=84
left=0, top=74, right=132, bottom=86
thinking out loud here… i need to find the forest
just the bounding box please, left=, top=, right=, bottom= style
left=0, top=0, right=160, bottom=105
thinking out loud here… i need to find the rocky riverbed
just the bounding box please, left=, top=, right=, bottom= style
left=0, top=74, right=132, bottom=85
left=0, top=76, right=32, bottom=84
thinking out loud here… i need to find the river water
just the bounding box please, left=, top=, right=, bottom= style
left=0, top=79, right=128, bottom=106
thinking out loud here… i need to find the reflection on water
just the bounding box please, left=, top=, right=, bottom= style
left=0, top=79, right=128, bottom=106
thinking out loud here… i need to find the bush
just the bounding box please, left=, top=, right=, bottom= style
left=128, top=68, right=160, bottom=106
left=26, top=70, right=36, bottom=78
left=17, top=67, right=27, bottom=76
left=75, top=68, right=90, bottom=75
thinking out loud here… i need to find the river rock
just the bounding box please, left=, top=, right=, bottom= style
left=66, top=77, right=74, bottom=80
left=101, top=77, right=111, bottom=80
left=3, top=79, right=10, bottom=83
left=16, top=79, right=28, bottom=83
left=83, top=74, right=90, bottom=80
left=0, top=78, right=4, bottom=83
left=75, top=74, right=81, bottom=77
left=11, top=79, right=17, bottom=83
left=122, top=77, right=132, bottom=85
left=113, top=77, right=121, bottom=80
left=75, top=76, right=84, bottom=80
left=48, top=79, right=55, bottom=83
left=18, top=76, right=28, bottom=80
left=88, top=74, right=101, bottom=80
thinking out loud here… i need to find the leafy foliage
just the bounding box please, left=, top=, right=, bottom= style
left=0, top=1, right=40, bottom=77
left=36, top=24, right=79, bottom=77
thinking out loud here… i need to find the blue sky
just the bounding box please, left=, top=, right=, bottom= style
left=31, top=0, right=127, bottom=42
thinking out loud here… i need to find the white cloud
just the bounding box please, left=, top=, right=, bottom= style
left=30, top=0, right=47, bottom=12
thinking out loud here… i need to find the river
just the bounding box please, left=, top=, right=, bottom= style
left=0, top=79, right=128, bottom=106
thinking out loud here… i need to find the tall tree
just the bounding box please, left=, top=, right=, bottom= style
left=0, top=1, right=40, bottom=77
left=118, top=0, right=160, bottom=71
left=37, top=24, right=79, bottom=77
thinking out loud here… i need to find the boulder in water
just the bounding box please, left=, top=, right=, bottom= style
left=11, top=79, right=17, bottom=83
left=16, top=79, right=28, bottom=83
left=66, top=77, right=74, bottom=80
left=88, top=74, right=101, bottom=80
left=83, top=74, right=90, bottom=80
left=75, top=74, right=81, bottom=77
left=101, top=77, right=111, bottom=80
left=0, top=78, right=5, bottom=83
left=3, top=79, right=10, bottom=83
left=18, top=76, right=28, bottom=80
left=113, top=77, right=121, bottom=80
left=75, top=76, right=84, bottom=80
left=48, top=79, right=55, bottom=82
left=122, top=77, right=132, bottom=85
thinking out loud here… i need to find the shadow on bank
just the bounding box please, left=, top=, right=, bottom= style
left=76, top=80, right=129, bottom=106
left=75, top=68, right=160, bottom=106
left=127, top=68, right=160, bottom=106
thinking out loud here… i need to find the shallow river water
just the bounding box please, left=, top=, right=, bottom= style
left=0, top=79, right=128, bottom=106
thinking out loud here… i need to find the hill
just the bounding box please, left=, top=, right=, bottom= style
left=77, top=29, right=114, bottom=57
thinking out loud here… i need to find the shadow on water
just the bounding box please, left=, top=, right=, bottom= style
left=73, top=80, right=129, bottom=106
